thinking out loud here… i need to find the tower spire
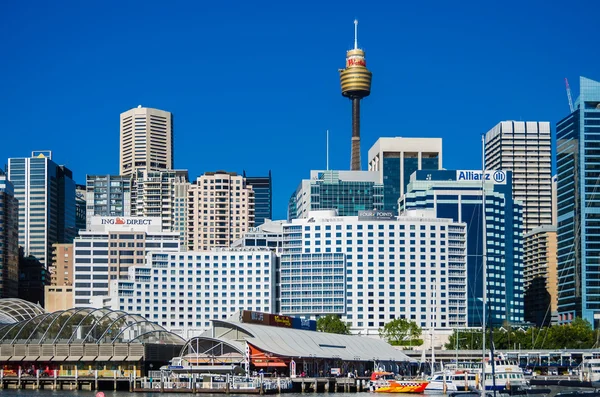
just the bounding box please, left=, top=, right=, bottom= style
left=339, top=20, right=372, bottom=171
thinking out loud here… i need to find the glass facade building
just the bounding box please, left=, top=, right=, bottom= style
left=401, top=170, right=524, bottom=327
left=287, top=170, right=383, bottom=220
left=243, top=171, right=272, bottom=227
left=0, top=173, right=19, bottom=298
left=556, top=76, right=600, bottom=327
left=85, top=175, right=133, bottom=229
left=368, top=138, right=442, bottom=215
left=7, top=151, right=76, bottom=268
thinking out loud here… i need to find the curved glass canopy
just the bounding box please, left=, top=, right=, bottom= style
left=0, top=299, right=46, bottom=324
left=0, top=307, right=184, bottom=345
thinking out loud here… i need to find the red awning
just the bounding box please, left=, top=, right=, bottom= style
left=253, top=362, right=287, bottom=368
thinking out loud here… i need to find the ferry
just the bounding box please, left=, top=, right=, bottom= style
left=369, top=371, right=429, bottom=393
left=444, top=360, right=526, bottom=391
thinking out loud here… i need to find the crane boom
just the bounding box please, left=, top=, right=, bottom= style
left=565, top=78, right=574, bottom=113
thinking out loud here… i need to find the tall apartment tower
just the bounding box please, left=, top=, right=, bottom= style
left=85, top=175, right=134, bottom=229
left=485, top=121, right=553, bottom=232
left=0, top=172, right=19, bottom=298
left=188, top=171, right=255, bottom=250
left=132, top=169, right=189, bottom=245
left=120, top=106, right=173, bottom=176
left=368, top=137, right=442, bottom=214
left=7, top=151, right=76, bottom=267
left=243, top=170, right=272, bottom=227
left=556, top=77, right=600, bottom=327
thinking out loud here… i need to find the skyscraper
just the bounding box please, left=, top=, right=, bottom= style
left=120, top=106, right=173, bottom=176
left=401, top=169, right=524, bottom=327
left=187, top=171, right=255, bottom=250
left=556, top=76, right=600, bottom=327
left=368, top=137, right=442, bottom=214
left=485, top=121, right=553, bottom=232
left=243, top=170, right=272, bottom=226
left=75, top=184, right=86, bottom=233
left=0, top=172, right=19, bottom=298
left=287, top=170, right=383, bottom=221
left=7, top=151, right=76, bottom=268
left=339, top=20, right=372, bottom=171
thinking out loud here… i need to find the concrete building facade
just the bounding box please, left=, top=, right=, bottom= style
left=280, top=210, right=468, bottom=336
left=401, top=170, right=524, bottom=327
left=523, top=225, right=558, bottom=326
left=72, top=216, right=180, bottom=306
left=288, top=170, right=383, bottom=221
left=7, top=151, right=76, bottom=267
left=187, top=171, right=255, bottom=251
left=0, top=173, right=19, bottom=298
left=368, top=137, right=443, bottom=214
left=485, top=121, right=553, bottom=232
left=94, top=248, right=276, bottom=339
left=120, top=106, right=173, bottom=176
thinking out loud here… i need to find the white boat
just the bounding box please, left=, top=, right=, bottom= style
left=580, top=358, right=600, bottom=381
left=445, top=360, right=526, bottom=391
left=425, top=371, right=458, bottom=392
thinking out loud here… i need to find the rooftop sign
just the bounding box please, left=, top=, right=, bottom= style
left=456, top=170, right=507, bottom=185
left=358, top=210, right=396, bottom=221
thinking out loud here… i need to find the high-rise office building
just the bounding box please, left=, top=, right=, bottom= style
left=523, top=225, right=558, bottom=327
left=132, top=170, right=189, bottom=242
left=8, top=151, right=76, bottom=267
left=73, top=216, right=180, bottom=306
left=120, top=106, right=173, bottom=176
left=401, top=169, right=524, bottom=327
left=85, top=175, right=134, bottom=229
left=288, top=170, right=383, bottom=221
left=552, top=174, right=558, bottom=225
left=0, top=172, right=19, bottom=298
left=368, top=137, right=442, bottom=214
left=18, top=248, right=49, bottom=306
left=485, top=121, right=552, bottom=232
left=280, top=210, right=468, bottom=334
left=556, top=76, right=600, bottom=327
left=187, top=171, right=255, bottom=250
left=243, top=171, right=272, bottom=227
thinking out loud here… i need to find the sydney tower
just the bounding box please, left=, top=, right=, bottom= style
left=339, top=20, right=372, bottom=171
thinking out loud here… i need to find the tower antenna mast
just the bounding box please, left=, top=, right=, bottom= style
left=354, top=19, right=358, bottom=49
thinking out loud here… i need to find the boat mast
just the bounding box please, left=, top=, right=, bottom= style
left=481, top=134, right=487, bottom=388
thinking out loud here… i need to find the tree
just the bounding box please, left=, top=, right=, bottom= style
left=317, top=315, right=350, bottom=334
left=379, top=318, right=422, bottom=346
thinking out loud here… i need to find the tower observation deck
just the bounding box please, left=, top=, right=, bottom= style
left=339, top=20, right=372, bottom=171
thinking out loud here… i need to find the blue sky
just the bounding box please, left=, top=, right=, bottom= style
left=1, top=0, right=598, bottom=220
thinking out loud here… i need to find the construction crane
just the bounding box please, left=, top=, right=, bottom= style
left=565, top=78, right=574, bottom=113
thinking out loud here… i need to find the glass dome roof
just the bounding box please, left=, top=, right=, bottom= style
left=0, top=299, right=46, bottom=324
left=0, top=307, right=184, bottom=345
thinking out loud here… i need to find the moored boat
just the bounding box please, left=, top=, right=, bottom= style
left=369, top=371, right=429, bottom=393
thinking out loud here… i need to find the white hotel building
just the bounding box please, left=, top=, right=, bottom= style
left=94, top=249, right=276, bottom=339
left=73, top=216, right=180, bottom=306
left=280, top=210, right=468, bottom=336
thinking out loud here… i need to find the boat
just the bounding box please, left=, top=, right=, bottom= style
left=444, top=359, right=526, bottom=391
left=580, top=358, right=600, bottom=381
left=425, top=371, right=458, bottom=392
left=369, top=371, right=430, bottom=393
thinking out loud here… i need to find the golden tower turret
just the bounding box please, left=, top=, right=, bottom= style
left=339, top=19, right=372, bottom=171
